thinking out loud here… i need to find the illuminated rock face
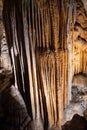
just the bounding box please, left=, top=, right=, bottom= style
left=64, top=0, right=87, bottom=123
left=3, top=0, right=72, bottom=129
left=2, top=0, right=87, bottom=129
left=73, top=0, right=87, bottom=75
left=0, top=29, right=11, bottom=70
left=0, top=0, right=11, bottom=70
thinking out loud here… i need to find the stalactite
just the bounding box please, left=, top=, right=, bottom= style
left=63, top=50, right=68, bottom=106
left=73, top=48, right=87, bottom=75
left=67, top=0, right=76, bottom=103
left=3, top=0, right=71, bottom=129
left=72, top=0, right=87, bottom=78
left=40, top=4, right=45, bottom=49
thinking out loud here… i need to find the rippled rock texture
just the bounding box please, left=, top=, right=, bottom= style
left=3, top=0, right=73, bottom=129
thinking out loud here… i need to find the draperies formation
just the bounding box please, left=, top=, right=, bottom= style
left=3, top=0, right=76, bottom=128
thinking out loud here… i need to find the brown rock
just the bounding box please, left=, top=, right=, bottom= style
left=62, top=114, right=87, bottom=130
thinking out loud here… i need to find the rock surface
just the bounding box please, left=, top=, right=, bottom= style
left=64, top=73, right=87, bottom=122
left=72, top=73, right=87, bottom=103
left=0, top=85, right=31, bottom=130
left=62, top=114, right=87, bottom=130
left=83, top=108, right=87, bottom=120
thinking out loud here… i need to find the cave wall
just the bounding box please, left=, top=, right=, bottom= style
left=0, top=0, right=11, bottom=70
left=73, top=0, right=87, bottom=75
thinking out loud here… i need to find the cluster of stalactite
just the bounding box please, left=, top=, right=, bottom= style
left=3, top=0, right=76, bottom=129
left=36, top=50, right=68, bottom=126
left=72, top=47, right=82, bottom=74
left=72, top=0, right=87, bottom=75
left=82, top=50, right=87, bottom=73
left=72, top=48, right=87, bottom=75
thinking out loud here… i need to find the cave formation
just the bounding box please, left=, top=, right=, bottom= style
left=0, top=0, right=87, bottom=130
